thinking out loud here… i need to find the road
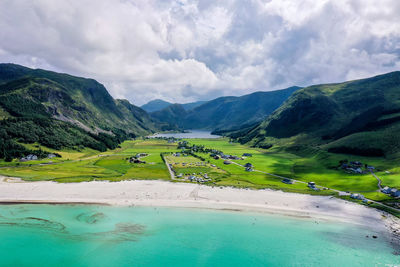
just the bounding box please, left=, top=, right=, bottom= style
left=162, top=155, right=177, bottom=180
left=371, top=171, right=383, bottom=190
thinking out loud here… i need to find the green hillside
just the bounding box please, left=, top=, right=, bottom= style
left=237, top=71, right=400, bottom=157
left=0, top=63, right=157, bottom=160
left=151, top=86, right=300, bottom=132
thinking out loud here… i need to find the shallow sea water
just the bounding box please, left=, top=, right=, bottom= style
left=0, top=204, right=398, bottom=267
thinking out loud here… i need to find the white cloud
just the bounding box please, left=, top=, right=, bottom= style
left=0, top=0, right=399, bottom=105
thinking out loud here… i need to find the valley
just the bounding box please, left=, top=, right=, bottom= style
left=1, top=136, right=400, bottom=216
left=1, top=64, right=400, bottom=217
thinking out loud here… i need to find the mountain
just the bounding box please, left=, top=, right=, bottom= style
left=150, top=86, right=300, bottom=131
left=150, top=104, right=188, bottom=129
left=236, top=71, right=400, bottom=157
left=181, top=101, right=207, bottom=111
left=141, top=99, right=206, bottom=112
left=0, top=63, right=157, bottom=160
left=141, top=99, right=171, bottom=112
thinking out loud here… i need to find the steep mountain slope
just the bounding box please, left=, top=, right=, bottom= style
left=237, top=72, right=400, bottom=157
left=0, top=63, right=157, bottom=160
left=0, top=63, right=156, bottom=134
left=151, top=86, right=300, bottom=131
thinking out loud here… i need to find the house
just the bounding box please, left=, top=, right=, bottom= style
left=355, top=168, right=363, bottom=174
left=20, top=154, right=38, bottom=162
left=350, top=193, right=364, bottom=200
left=391, top=189, right=400, bottom=197
left=245, top=167, right=253, bottom=172
left=242, top=153, right=252, bottom=157
left=130, top=157, right=145, bottom=164
left=340, top=163, right=349, bottom=169
left=381, top=186, right=392, bottom=194
left=282, top=178, right=294, bottom=184
left=244, top=163, right=253, bottom=168
left=347, top=167, right=363, bottom=174
left=47, top=154, right=57, bottom=159
left=27, top=154, right=38, bottom=160
left=308, top=182, right=319, bottom=191
left=223, top=160, right=231, bottom=165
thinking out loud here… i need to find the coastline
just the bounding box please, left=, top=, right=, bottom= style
left=1, top=176, right=399, bottom=244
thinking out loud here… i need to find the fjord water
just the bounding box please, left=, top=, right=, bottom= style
left=150, top=130, right=220, bottom=139
left=0, top=205, right=398, bottom=267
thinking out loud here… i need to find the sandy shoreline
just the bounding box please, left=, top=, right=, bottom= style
left=1, top=176, right=399, bottom=241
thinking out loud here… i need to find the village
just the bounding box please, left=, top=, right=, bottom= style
left=338, top=159, right=400, bottom=199
left=134, top=138, right=257, bottom=184
left=339, top=159, right=375, bottom=174
left=19, top=153, right=58, bottom=162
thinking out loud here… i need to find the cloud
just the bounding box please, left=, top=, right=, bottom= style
left=0, top=0, right=399, bottom=105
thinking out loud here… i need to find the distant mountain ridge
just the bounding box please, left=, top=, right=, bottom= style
left=141, top=99, right=206, bottom=112
left=150, top=86, right=300, bottom=132
left=141, top=99, right=171, bottom=112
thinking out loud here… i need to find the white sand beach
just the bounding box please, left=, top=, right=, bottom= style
left=0, top=176, right=399, bottom=240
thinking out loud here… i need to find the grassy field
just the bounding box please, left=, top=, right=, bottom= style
left=0, top=137, right=399, bottom=205
left=180, top=138, right=400, bottom=200
left=0, top=139, right=175, bottom=182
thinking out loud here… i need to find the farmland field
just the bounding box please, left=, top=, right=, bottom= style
left=1, top=137, right=399, bottom=207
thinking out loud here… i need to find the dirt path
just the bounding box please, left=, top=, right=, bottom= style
left=163, top=156, right=176, bottom=180
left=371, top=171, right=383, bottom=190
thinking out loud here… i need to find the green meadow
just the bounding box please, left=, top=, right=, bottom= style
left=0, top=137, right=399, bottom=207
left=176, top=138, right=400, bottom=202
left=0, top=139, right=175, bottom=182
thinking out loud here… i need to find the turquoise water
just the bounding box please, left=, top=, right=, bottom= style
left=0, top=205, right=398, bottom=267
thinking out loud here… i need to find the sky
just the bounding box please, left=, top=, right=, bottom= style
left=1, top=0, right=400, bottom=105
